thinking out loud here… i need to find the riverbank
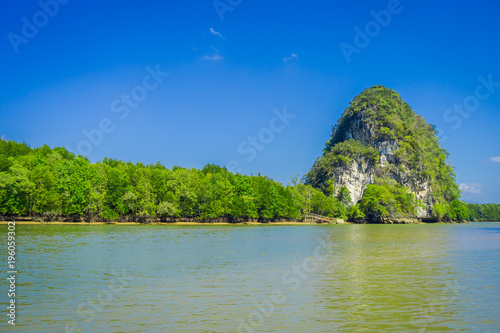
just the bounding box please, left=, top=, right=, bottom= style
left=0, top=221, right=350, bottom=226
left=1, top=220, right=476, bottom=226
left=0, top=216, right=473, bottom=225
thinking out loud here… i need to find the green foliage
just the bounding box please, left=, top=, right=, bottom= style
left=328, top=85, right=416, bottom=146
left=357, top=179, right=417, bottom=221
left=433, top=203, right=447, bottom=222
left=0, top=162, right=33, bottom=215
left=231, top=175, right=258, bottom=219
left=447, top=200, right=470, bottom=222
left=359, top=184, right=391, bottom=219
left=157, top=201, right=179, bottom=219
left=326, top=139, right=379, bottom=165
left=311, top=190, right=345, bottom=219
left=305, top=139, right=379, bottom=194
left=0, top=140, right=347, bottom=222
left=347, top=204, right=365, bottom=221
left=467, top=203, right=500, bottom=221
left=337, top=186, right=352, bottom=207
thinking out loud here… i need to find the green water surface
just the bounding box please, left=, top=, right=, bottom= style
left=1, top=222, right=499, bottom=332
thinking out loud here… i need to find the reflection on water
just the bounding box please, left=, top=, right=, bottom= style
left=315, top=225, right=465, bottom=332
left=1, top=223, right=499, bottom=332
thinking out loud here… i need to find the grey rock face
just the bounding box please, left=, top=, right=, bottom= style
left=332, top=113, right=434, bottom=218
left=332, top=157, right=375, bottom=204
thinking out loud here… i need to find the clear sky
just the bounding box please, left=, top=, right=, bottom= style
left=1, top=0, right=499, bottom=203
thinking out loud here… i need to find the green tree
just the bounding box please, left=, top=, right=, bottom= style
left=231, top=174, right=258, bottom=219
left=433, top=203, right=447, bottom=222
left=337, top=186, right=352, bottom=207
left=448, top=200, right=469, bottom=222
left=157, top=201, right=179, bottom=220
left=359, top=184, right=391, bottom=220
left=0, top=162, right=33, bottom=215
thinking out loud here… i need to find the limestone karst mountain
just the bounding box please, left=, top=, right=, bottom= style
left=305, top=85, right=463, bottom=221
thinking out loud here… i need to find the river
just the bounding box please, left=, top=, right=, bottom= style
left=1, top=222, right=500, bottom=332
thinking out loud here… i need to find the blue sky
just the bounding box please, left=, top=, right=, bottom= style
left=0, top=0, right=499, bottom=203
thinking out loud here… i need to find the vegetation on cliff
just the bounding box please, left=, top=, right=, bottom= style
left=304, top=139, right=379, bottom=195
left=305, top=85, right=469, bottom=222
left=356, top=178, right=417, bottom=220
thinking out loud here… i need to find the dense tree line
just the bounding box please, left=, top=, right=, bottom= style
left=0, top=140, right=347, bottom=222
left=0, top=139, right=475, bottom=223
left=467, top=203, right=500, bottom=222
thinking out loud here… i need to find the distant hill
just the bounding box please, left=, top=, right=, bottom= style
left=464, top=200, right=484, bottom=205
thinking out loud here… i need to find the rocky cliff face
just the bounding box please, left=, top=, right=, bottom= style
left=330, top=112, right=433, bottom=218
left=306, top=86, right=460, bottom=220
